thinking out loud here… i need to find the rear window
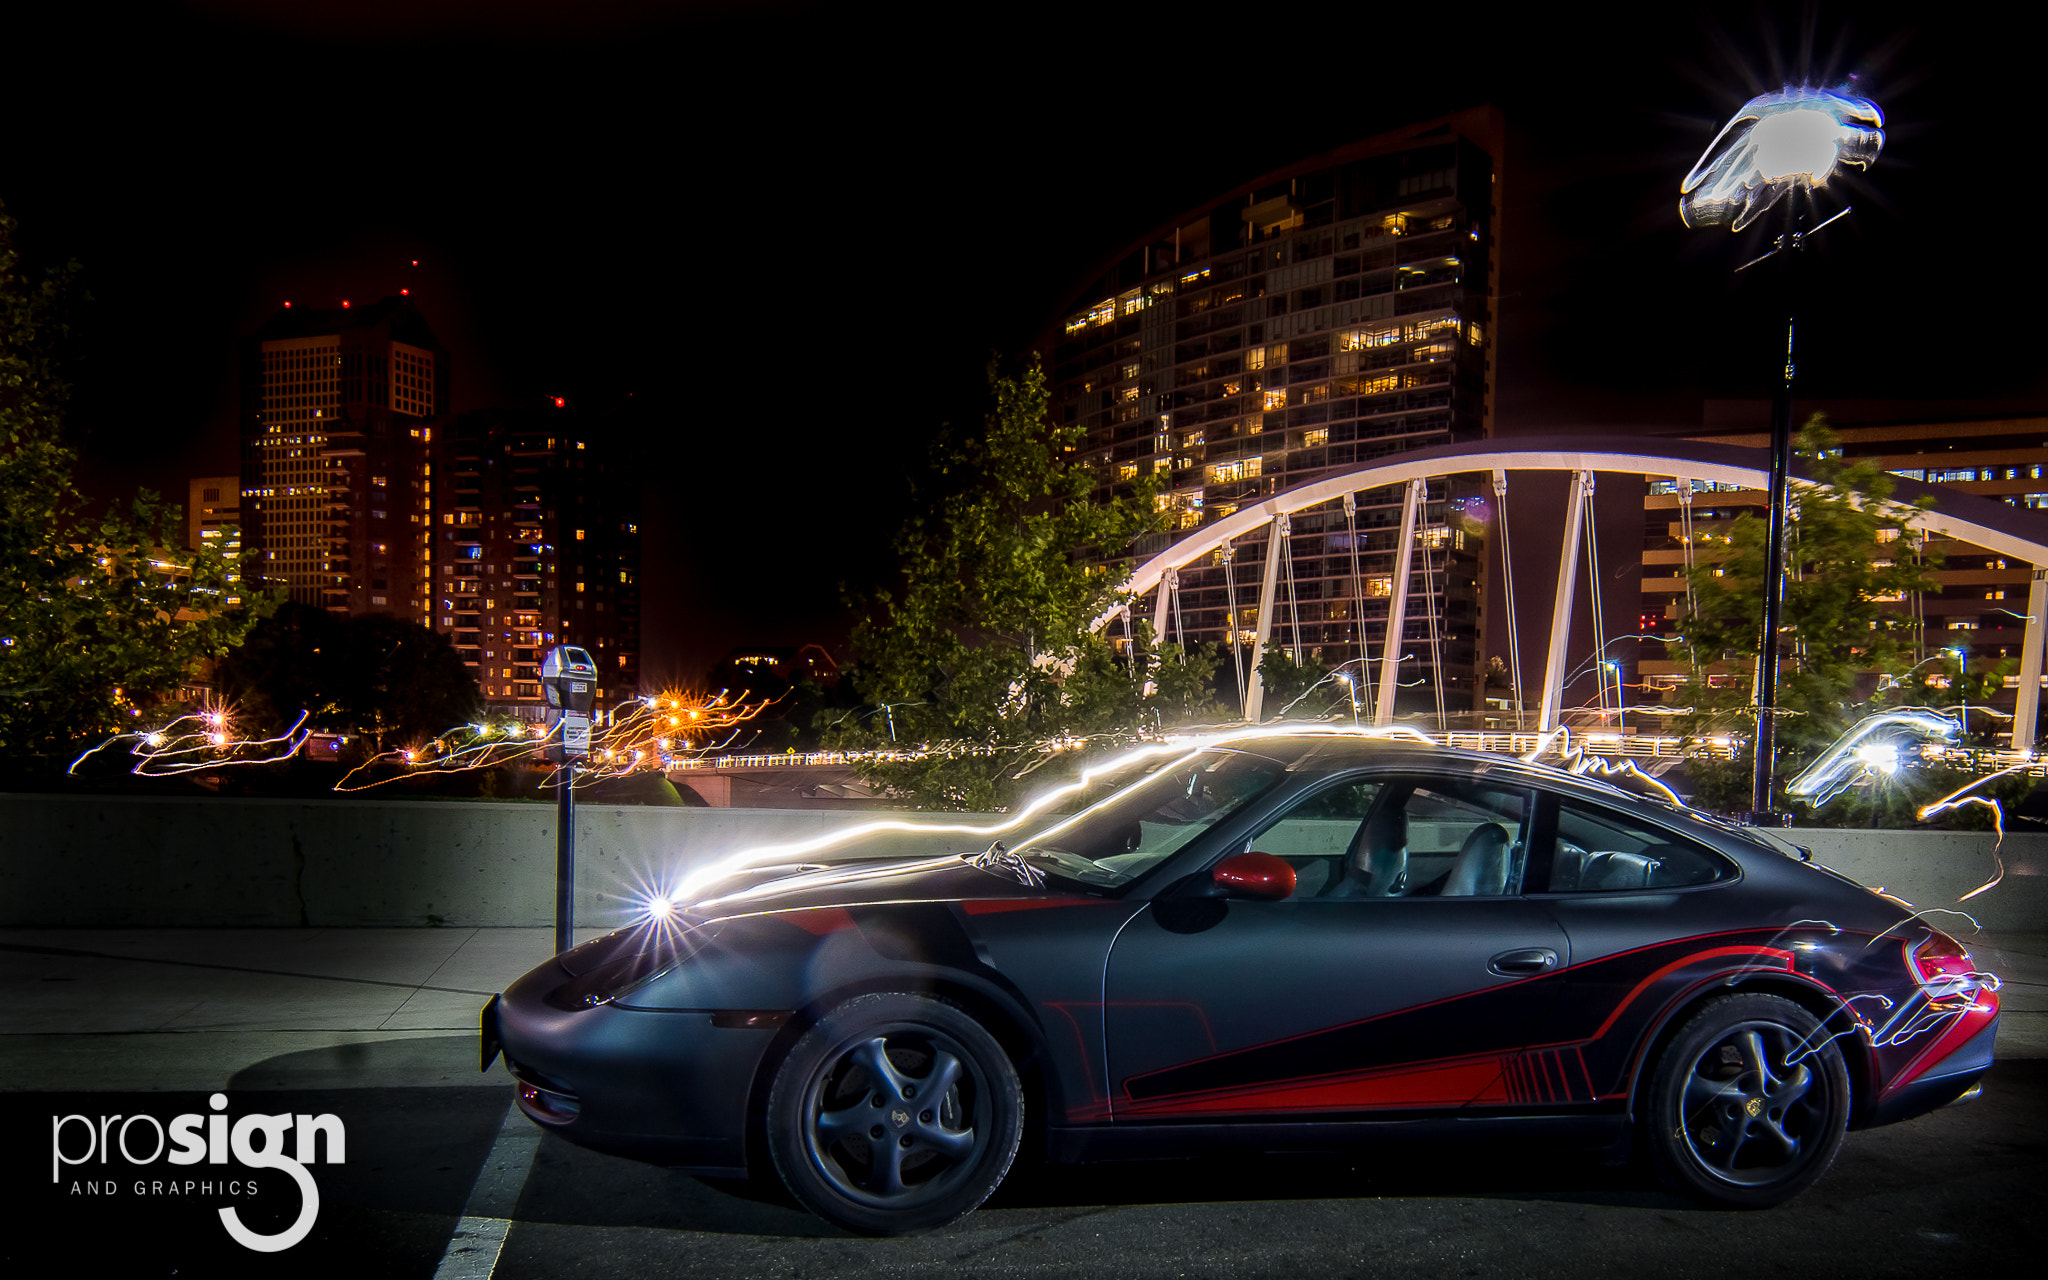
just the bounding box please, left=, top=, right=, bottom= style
left=1545, top=799, right=1732, bottom=892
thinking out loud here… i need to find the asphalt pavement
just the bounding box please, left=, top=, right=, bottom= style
left=2, top=925, right=2043, bottom=1279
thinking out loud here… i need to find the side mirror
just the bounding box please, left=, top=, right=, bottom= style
left=1211, top=851, right=1296, bottom=901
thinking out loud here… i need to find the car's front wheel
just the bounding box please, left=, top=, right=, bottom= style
left=1645, top=992, right=1850, bottom=1207
left=766, top=992, right=1023, bottom=1234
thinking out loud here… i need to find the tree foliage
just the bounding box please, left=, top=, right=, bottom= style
left=828, top=357, right=1224, bottom=809
left=0, top=201, right=269, bottom=768
left=218, top=602, right=478, bottom=752
left=1669, top=415, right=1995, bottom=823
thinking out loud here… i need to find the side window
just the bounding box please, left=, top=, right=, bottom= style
left=1391, top=779, right=1533, bottom=897
left=1243, top=779, right=1382, bottom=899
left=1244, top=775, right=1532, bottom=899
left=1546, top=801, right=1733, bottom=892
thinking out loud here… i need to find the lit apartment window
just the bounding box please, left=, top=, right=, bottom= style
left=1263, top=390, right=1286, bottom=411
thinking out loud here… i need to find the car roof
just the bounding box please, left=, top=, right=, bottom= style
left=1196, top=728, right=1696, bottom=816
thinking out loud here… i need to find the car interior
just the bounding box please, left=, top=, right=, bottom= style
left=1248, top=777, right=1531, bottom=900
left=1241, top=777, right=1733, bottom=900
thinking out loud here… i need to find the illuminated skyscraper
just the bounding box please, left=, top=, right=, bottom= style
left=238, top=296, right=448, bottom=618
left=1043, top=108, right=1504, bottom=721
left=428, top=404, right=642, bottom=718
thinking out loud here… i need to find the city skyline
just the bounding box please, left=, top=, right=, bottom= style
left=8, top=2, right=2044, bottom=686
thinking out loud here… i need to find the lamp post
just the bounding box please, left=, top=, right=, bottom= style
left=1681, top=86, right=1883, bottom=823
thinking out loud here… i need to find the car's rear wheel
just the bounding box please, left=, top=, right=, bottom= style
left=766, top=992, right=1022, bottom=1234
left=1645, top=992, right=1850, bottom=1207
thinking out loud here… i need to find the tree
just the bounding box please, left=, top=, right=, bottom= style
left=827, top=357, right=1224, bottom=809
left=1669, top=414, right=1985, bottom=823
left=0, top=201, right=268, bottom=769
left=218, top=602, right=478, bottom=751
left=1255, top=648, right=1360, bottom=722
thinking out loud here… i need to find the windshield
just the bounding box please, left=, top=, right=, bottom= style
left=1008, top=747, right=1290, bottom=888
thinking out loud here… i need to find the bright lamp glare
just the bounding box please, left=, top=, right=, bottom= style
left=646, top=894, right=677, bottom=921
left=1680, top=86, right=1882, bottom=231
left=1750, top=108, right=1846, bottom=182
left=1854, top=742, right=1900, bottom=775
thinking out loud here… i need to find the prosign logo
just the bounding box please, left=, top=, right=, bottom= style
left=51, top=1092, right=344, bottom=1252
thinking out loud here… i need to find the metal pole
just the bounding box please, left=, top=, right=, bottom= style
left=1751, top=207, right=1802, bottom=819
left=555, top=762, right=575, bottom=955
left=1537, top=471, right=1591, bottom=733
left=2013, top=568, right=2048, bottom=752
left=1243, top=514, right=1288, bottom=722
left=1375, top=479, right=1424, bottom=726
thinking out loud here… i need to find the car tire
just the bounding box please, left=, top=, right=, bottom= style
left=766, top=992, right=1023, bottom=1235
left=1644, top=992, right=1850, bottom=1208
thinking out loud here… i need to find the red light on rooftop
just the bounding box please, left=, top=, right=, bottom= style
left=552, top=397, right=567, bottom=408
left=401, top=288, right=410, bottom=295
left=342, top=300, right=351, bottom=308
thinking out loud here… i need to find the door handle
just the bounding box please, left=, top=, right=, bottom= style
left=1489, top=947, right=1559, bottom=976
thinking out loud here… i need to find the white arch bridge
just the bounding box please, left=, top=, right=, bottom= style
left=1091, top=435, right=2048, bottom=747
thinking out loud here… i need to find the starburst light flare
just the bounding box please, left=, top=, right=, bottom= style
left=1785, top=708, right=1959, bottom=807
left=1680, top=86, right=1884, bottom=231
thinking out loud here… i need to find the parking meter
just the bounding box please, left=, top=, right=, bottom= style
left=541, top=645, right=597, bottom=761
left=541, top=644, right=596, bottom=955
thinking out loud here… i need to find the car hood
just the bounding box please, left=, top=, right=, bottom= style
left=684, top=849, right=1088, bottom=920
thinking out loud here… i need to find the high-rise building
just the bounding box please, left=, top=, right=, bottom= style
left=428, top=405, right=642, bottom=719
left=1640, top=406, right=2048, bottom=728
left=1042, top=108, right=1504, bottom=720
left=239, top=296, right=448, bottom=619
left=185, top=475, right=240, bottom=560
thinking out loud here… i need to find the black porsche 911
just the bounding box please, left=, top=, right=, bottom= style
left=483, top=730, right=2001, bottom=1234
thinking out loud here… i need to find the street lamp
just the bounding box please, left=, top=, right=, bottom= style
left=1604, top=660, right=1625, bottom=731
left=1336, top=672, right=1359, bottom=724
left=1682, top=84, right=1883, bottom=823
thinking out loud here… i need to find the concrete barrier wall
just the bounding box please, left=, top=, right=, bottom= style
left=1776, top=829, right=2047, bottom=934
left=0, top=794, right=1006, bottom=929
left=0, top=793, right=2041, bottom=931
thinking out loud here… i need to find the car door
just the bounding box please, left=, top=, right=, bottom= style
left=1102, top=771, right=1572, bottom=1120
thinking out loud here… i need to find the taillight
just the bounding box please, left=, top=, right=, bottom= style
left=1908, top=929, right=1977, bottom=989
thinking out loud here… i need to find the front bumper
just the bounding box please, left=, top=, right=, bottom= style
left=484, top=958, right=783, bottom=1175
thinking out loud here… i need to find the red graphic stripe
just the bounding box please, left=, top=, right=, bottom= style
left=1124, top=1058, right=1503, bottom=1116
left=1590, top=946, right=1797, bottom=1040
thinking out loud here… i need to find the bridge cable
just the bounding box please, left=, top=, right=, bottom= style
left=1343, top=493, right=1374, bottom=720
left=1493, top=470, right=1526, bottom=732
left=1221, top=541, right=1247, bottom=711
left=1419, top=481, right=1449, bottom=732
left=1281, top=517, right=1304, bottom=665
left=1583, top=474, right=1611, bottom=724
left=1120, top=600, right=1137, bottom=689
left=1169, top=571, right=1188, bottom=663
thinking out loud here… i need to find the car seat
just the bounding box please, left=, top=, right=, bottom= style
left=1328, top=807, right=1407, bottom=897
left=1442, top=822, right=1512, bottom=896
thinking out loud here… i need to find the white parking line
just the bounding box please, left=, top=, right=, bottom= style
left=433, top=1093, right=542, bottom=1280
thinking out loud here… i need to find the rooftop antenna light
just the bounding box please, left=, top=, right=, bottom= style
left=1681, top=84, right=1883, bottom=825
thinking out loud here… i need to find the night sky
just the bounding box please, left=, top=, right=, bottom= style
left=6, top=2, right=2044, bottom=687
